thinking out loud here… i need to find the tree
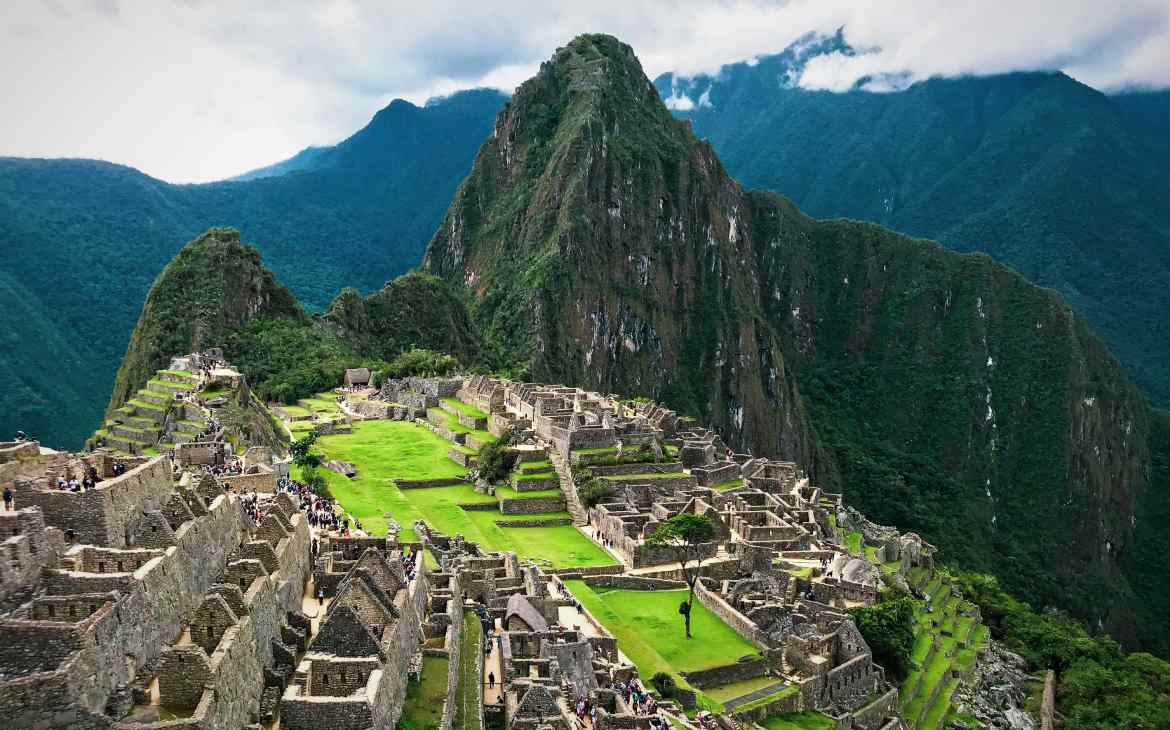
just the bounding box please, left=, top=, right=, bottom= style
left=290, top=431, right=323, bottom=470
left=850, top=597, right=916, bottom=680
left=578, top=478, right=614, bottom=508
left=646, top=513, right=715, bottom=639
left=476, top=429, right=515, bottom=483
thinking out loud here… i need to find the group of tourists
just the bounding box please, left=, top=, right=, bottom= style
left=53, top=465, right=103, bottom=492
left=240, top=489, right=265, bottom=528
left=276, top=476, right=352, bottom=535
left=612, top=677, right=656, bottom=715
left=573, top=696, right=598, bottom=725
left=197, top=461, right=242, bottom=478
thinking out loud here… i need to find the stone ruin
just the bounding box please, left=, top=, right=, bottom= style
left=419, top=525, right=655, bottom=730
left=0, top=450, right=314, bottom=729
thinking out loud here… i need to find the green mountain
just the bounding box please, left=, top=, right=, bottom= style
left=104, top=227, right=481, bottom=427
left=422, top=34, right=1169, bottom=655
left=0, top=88, right=506, bottom=450
left=654, top=34, right=1170, bottom=409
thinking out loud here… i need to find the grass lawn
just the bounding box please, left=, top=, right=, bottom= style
left=301, top=393, right=342, bottom=414
left=400, top=655, right=450, bottom=729
left=429, top=407, right=496, bottom=445
left=844, top=531, right=862, bottom=555
left=563, top=580, right=759, bottom=700
left=442, top=397, right=488, bottom=419
left=713, top=479, right=745, bottom=491
left=304, top=421, right=614, bottom=566
left=453, top=611, right=481, bottom=730
left=281, top=404, right=313, bottom=417
left=517, top=460, right=552, bottom=472
left=759, top=712, right=835, bottom=730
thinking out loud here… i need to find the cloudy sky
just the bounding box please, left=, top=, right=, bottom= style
left=3, top=0, right=1168, bottom=183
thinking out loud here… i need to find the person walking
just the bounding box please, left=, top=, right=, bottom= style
left=3, top=484, right=13, bottom=511
left=488, top=671, right=495, bottom=689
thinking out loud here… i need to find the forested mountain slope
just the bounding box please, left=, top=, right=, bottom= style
left=655, top=36, right=1170, bottom=408
left=0, top=88, right=506, bottom=449
left=423, top=34, right=1169, bottom=655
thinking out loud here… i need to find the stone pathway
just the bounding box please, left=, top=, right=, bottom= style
left=549, top=449, right=588, bottom=525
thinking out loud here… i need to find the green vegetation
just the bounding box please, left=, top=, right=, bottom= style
left=300, top=421, right=613, bottom=567
left=0, top=89, right=507, bottom=450
left=453, top=611, right=482, bottom=730
left=759, top=712, right=835, bottom=730
left=383, top=348, right=462, bottom=381
left=703, top=675, right=782, bottom=703
left=953, top=570, right=1170, bottom=729
left=563, top=580, right=759, bottom=704
left=578, top=479, right=615, bottom=508
left=442, top=397, right=487, bottom=419
left=658, top=44, right=1170, bottom=411
left=475, top=428, right=515, bottom=483
left=734, top=684, right=799, bottom=713
left=851, top=597, right=916, bottom=680
left=646, top=513, right=717, bottom=638
left=399, top=655, right=450, bottom=730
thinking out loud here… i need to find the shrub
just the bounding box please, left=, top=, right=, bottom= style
left=650, top=672, right=676, bottom=698
left=579, top=479, right=614, bottom=508
left=476, top=429, right=516, bottom=483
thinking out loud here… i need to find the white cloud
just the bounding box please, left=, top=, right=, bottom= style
left=1, top=0, right=1166, bottom=182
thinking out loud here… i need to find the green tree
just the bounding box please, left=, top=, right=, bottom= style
left=476, top=429, right=515, bottom=483
left=381, top=347, right=461, bottom=380
left=646, top=513, right=716, bottom=639
left=290, top=431, right=323, bottom=470
left=578, top=478, right=614, bottom=508
left=850, top=597, right=916, bottom=680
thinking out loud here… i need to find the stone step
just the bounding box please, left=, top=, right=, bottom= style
left=136, top=389, right=172, bottom=406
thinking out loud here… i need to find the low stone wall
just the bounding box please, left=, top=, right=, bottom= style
left=682, top=656, right=768, bottom=689
left=495, top=517, right=573, bottom=528
left=844, top=687, right=900, bottom=730
left=600, top=474, right=697, bottom=492
left=511, top=476, right=559, bottom=492
left=448, top=448, right=476, bottom=467
left=464, top=433, right=493, bottom=451
left=629, top=540, right=717, bottom=569
left=588, top=462, right=684, bottom=477
left=222, top=470, right=277, bottom=494
left=582, top=575, right=684, bottom=590
left=730, top=687, right=801, bottom=723
left=395, top=478, right=466, bottom=489
left=694, top=581, right=771, bottom=650
left=499, top=495, right=566, bottom=515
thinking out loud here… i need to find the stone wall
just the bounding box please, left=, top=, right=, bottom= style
left=21, top=456, right=174, bottom=547
left=397, top=477, right=466, bottom=489
left=0, top=492, right=250, bottom=728
left=682, top=656, right=768, bottom=689
left=499, top=495, right=567, bottom=514
left=222, top=470, right=277, bottom=493
left=694, top=581, right=771, bottom=650
left=582, top=575, right=684, bottom=590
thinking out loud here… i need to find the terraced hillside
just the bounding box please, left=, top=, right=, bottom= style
left=89, top=368, right=204, bottom=455
left=900, top=569, right=991, bottom=729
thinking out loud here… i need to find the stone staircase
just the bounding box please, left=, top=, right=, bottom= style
left=549, top=449, right=588, bottom=525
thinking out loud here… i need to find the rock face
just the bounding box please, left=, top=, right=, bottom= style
left=422, top=34, right=1165, bottom=650
left=951, top=642, right=1036, bottom=730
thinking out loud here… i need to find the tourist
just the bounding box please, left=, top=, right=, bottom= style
left=3, top=484, right=13, bottom=511
left=488, top=671, right=495, bottom=689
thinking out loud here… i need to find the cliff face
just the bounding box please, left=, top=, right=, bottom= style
left=105, top=228, right=305, bottom=417
left=424, top=35, right=1161, bottom=648
left=424, top=35, right=813, bottom=464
